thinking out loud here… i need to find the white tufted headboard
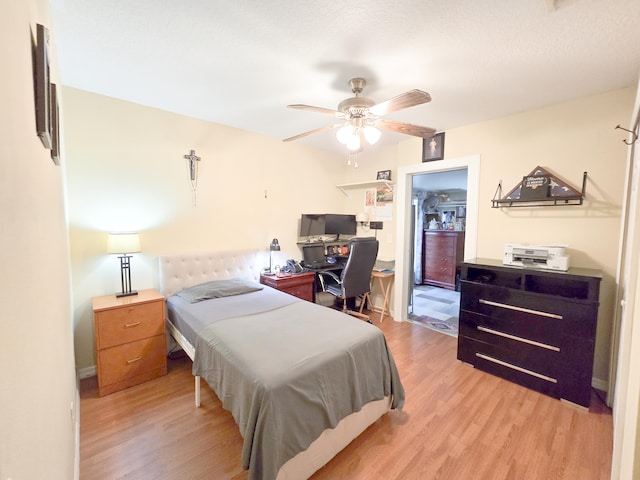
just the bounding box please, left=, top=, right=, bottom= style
left=158, top=250, right=266, bottom=297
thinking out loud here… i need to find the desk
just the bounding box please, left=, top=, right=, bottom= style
left=363, top=271, right=394, bottom=323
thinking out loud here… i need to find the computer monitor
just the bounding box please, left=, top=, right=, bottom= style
left=302, top=244, right=325, bottom=265
left=325, top=214, right=356, bottom=239
left=299, top=214, right=326, bottom=237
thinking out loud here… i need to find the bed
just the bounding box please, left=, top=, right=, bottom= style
left=159, top=250, right=405, bottom=480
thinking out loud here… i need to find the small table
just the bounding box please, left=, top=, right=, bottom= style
left=260, top=272, right=316, bottom=302
left=363, top=270, right=395, bottom=323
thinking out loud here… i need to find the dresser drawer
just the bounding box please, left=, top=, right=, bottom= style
left=460, top=282, right=597, bottom=340
left=424, top=266, right=455, bottom=281
left=95, top=300, right=165, bottom=349
left=425, top=257, right=456, bottom=270
left=457, top=332, right=593, bottom=407
left=424, top=234, right=455, bottom=248
left=425, top=243, right=456, bottom=256
left=457, top=335, right=561, bottom=399
left=98, top=334, right=167, bottom=388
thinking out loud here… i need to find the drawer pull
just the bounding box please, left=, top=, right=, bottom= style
left=478, top=299, right=563, bottom=320
left=476, top=353, right=558, bottom=384
left=477, top=326, right=560, bottom=352
left=125, top=322, right=141, bottom=328
left=126, top=356, right=143, bottom=364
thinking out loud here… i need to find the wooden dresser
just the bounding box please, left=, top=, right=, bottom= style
left=92, top=289, right=167, bottom=396
left=422, top=230, right=465, bottom=290
left=457, top=259, right=601, bottom=408
left=260, top=272, right=315, bottom=301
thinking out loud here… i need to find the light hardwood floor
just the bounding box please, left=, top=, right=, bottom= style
left=80, top=316, right=613, bottom=479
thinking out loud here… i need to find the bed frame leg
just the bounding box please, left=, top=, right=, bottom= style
left=195, top=376, right=201, bottom=407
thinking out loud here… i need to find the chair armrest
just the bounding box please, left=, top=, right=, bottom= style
left=316, top=270, right=341, bottom=291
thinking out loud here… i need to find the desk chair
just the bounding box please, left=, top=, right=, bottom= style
left=317, top=237, right=379, bottom=321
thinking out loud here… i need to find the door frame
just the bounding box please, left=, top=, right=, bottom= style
left=393, top=155, right=480, bottom=322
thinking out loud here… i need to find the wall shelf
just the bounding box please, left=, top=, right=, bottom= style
left=492, top=167, right=587, bottom=208
left=336, top=180, right=394, bottom=197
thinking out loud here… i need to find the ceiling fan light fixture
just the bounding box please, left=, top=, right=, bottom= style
left=346, top=133, right=361, bottom=151
left=363, top=125, right=381, bottom=145
left=336, top=124, right=354, bottom=144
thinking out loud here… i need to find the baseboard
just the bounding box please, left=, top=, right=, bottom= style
left=592, top=376, right=608, bottom=393
left=78, top=365, right=96, bottom=379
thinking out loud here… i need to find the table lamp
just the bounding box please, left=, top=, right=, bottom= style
left=107, top=232, right=141, bottom=297
left=268, top=238, right=280, bottom=274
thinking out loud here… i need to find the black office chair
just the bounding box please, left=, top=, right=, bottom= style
left=317, top=237, right=379, bottom=321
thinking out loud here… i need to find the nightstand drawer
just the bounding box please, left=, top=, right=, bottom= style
left=96, top=300, right=164, bottom=349
left=97, top=334, right=167, bottom=388
left=284, top=283, right=313, bottom=302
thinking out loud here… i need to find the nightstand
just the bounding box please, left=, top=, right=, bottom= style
left=91, top=288, right=167, bottom=396
left=260, top=272, right=316, bottom=302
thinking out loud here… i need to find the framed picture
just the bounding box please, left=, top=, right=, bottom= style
left=34, top=23, right=52, bottom=149
left=422, top=132, right=445, bottom=162
left=377, top=170, right=391, bottom=181
left=365, top=189, right=376, bottom=207
left=50, top=83, right=60, bottom=165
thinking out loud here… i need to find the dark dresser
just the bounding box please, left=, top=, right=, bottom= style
left=422, top=230, right=465, bottom=290
left=457, top=258, right=601, bottom=408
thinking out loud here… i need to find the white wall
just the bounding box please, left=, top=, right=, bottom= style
left=62, top=88, right=350, bottom=370
left=0, top=2, right=78, bottom=479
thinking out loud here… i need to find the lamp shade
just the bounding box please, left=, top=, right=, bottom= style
left=336, top=124, right=354, bottom=144
left=363, top=125, right=381, bottom=144
left=346, top=133, right=361, bottom=151
left=269, top=238, right=281, bottom=252
left=107, top=233, right=141, bottom=254
left=356, top=212, right=370, bottom=223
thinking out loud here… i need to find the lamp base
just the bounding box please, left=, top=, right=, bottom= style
left=116, top=290, right=138, bottom=298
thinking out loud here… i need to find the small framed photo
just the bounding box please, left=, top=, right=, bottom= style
left=377, top=170, right=391, bottom=181
left=422, top=132, right=445, bottom=162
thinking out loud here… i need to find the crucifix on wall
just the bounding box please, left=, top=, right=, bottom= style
left=183, top=149, right=201, bottom=206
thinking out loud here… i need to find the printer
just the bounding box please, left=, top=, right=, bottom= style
left=503, top=243, right=570, bottom=271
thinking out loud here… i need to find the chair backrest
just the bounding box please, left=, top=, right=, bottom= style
left=341, top=237, right=379, bottom=298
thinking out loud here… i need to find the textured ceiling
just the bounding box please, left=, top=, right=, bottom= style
left=49, top=0, right=640, bottom=155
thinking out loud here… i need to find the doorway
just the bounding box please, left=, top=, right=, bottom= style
left=393, top=155, right=480, bottom=325
left=409, top=169, right=468, bottom=336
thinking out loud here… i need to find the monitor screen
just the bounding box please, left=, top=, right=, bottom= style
left=302, top=244, right=325, bottom=264
left=299, top=214, right=326, bottom=237
left=325, top=214, right=356, bottom=236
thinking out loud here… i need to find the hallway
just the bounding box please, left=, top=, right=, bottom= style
left=409, top=284, right=460, bottom=336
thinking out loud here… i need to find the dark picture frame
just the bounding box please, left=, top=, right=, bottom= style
left=34, top=23, right=52, bottom=149
left=422, top=132, right=445, bottom=162
left=377, top=170, right=391, bottom=181
left=50, top=83, right=60, bottom=165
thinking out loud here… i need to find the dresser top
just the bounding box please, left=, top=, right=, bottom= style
left=465, top=257, right=603, bottom=280
left=91, top=288, right=164, bottom=311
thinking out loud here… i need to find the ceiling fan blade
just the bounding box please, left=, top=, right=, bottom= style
left=283, top=124, right=342, bottom=142
left=287, top=104, right=342, bottom=117
left=378, top=119, right=436, bottom=138
left=369, top=90, right=432, bottom=116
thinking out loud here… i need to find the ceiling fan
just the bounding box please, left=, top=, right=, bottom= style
left=283, top=77, right=436, bottom=151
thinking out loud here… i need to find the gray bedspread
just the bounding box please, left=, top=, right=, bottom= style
left=172, top=286, right=405, bottom=480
